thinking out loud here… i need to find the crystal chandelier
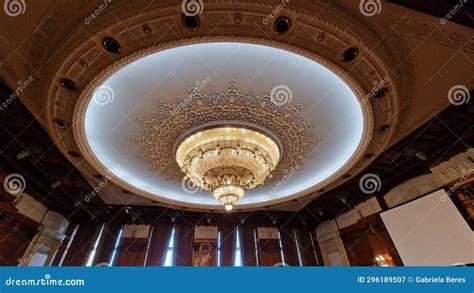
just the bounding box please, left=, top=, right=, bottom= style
left=176, top=126, right=280, bottom=211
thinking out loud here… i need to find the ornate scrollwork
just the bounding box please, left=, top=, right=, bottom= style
left=135, top=81, right=318, bottom=183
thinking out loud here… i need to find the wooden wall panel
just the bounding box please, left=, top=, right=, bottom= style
left=340, top=215, right=403, bottom=266
left=257, top=239, right=281, bottom=266
left=0, top=203, right=39, bottom=266
left=192, top=241, right=217, bottom=266
left=239, top=225, right=257, bottom=266
left=115, top=238, right=148, bottom=266
left=174, top=223, right=194, bottom=266
left=145, top=223, right=173, bottom=266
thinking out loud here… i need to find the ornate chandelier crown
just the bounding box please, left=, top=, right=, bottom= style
left=135, top=81, right=317, bottom=210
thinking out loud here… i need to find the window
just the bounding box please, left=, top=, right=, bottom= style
left=294, top=230, right=303, bottom=266
left=234, top=227, right=242, bottom=266
left=86, top=223, right=105, bottom=266
left=308, top=230, right=319, bottom=266
left=217, top=230, right=221, bottom=266
left=109, top=226, right=124, bottom=266
left=253, top=228, right=259, bottom=266
left=277, top=231, right=286, bottom=265
left=163, top=226, right=175, bottom=266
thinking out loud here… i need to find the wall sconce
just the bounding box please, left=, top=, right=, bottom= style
left=373, top=254, right=394, bottom=266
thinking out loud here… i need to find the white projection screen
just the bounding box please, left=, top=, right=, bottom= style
left=381, top=189, right=474, bottom=266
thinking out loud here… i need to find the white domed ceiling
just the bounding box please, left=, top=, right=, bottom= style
left=77, top=42, right=369, bottom=209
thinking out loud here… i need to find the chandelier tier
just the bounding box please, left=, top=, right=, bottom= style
left=175, top=127, right=281, bottom=210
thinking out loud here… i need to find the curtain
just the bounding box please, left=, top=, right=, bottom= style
left=174, top=223, right=195, bottom=266
left=239, top=224, right=257, bottom=266
left=279, top=227, right=299, bottom=266
left=219, top=224, right=237, bottom=266
left=297, top=228, right=318, bottom=266
left=94, top=220, right=122, bottom=265
left=61, top=221, right=100, bottom=266
left=145, top=222, right=173, bottom=266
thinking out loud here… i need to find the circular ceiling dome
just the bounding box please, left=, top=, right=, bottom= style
left=78, top=42, right=369, bottom=210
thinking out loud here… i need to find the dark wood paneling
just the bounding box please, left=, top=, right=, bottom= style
left=145, top=222, right=173, bottom=266
left=0, top=78, right=107, bottom=220
left=257, top=239, right=281, bottom=266
left=389, top=0, right=474, bottom=28
left=239, top=225, right=257, bottom=266
left=0, top=202, right=39, bottom=266
left=340, top=215, right=403, bottom=266
left=302, top=101, right=474, bottom=224
left=192, top=241, right=217, bottom=266
left=115, top=238, right=148, bottom=266
left=174, top=223, right=194, bottom=266
left=220, top=224, right=237, bottom=266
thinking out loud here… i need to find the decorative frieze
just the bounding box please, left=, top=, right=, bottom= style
left=431, top=148, right=474, bottom=186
